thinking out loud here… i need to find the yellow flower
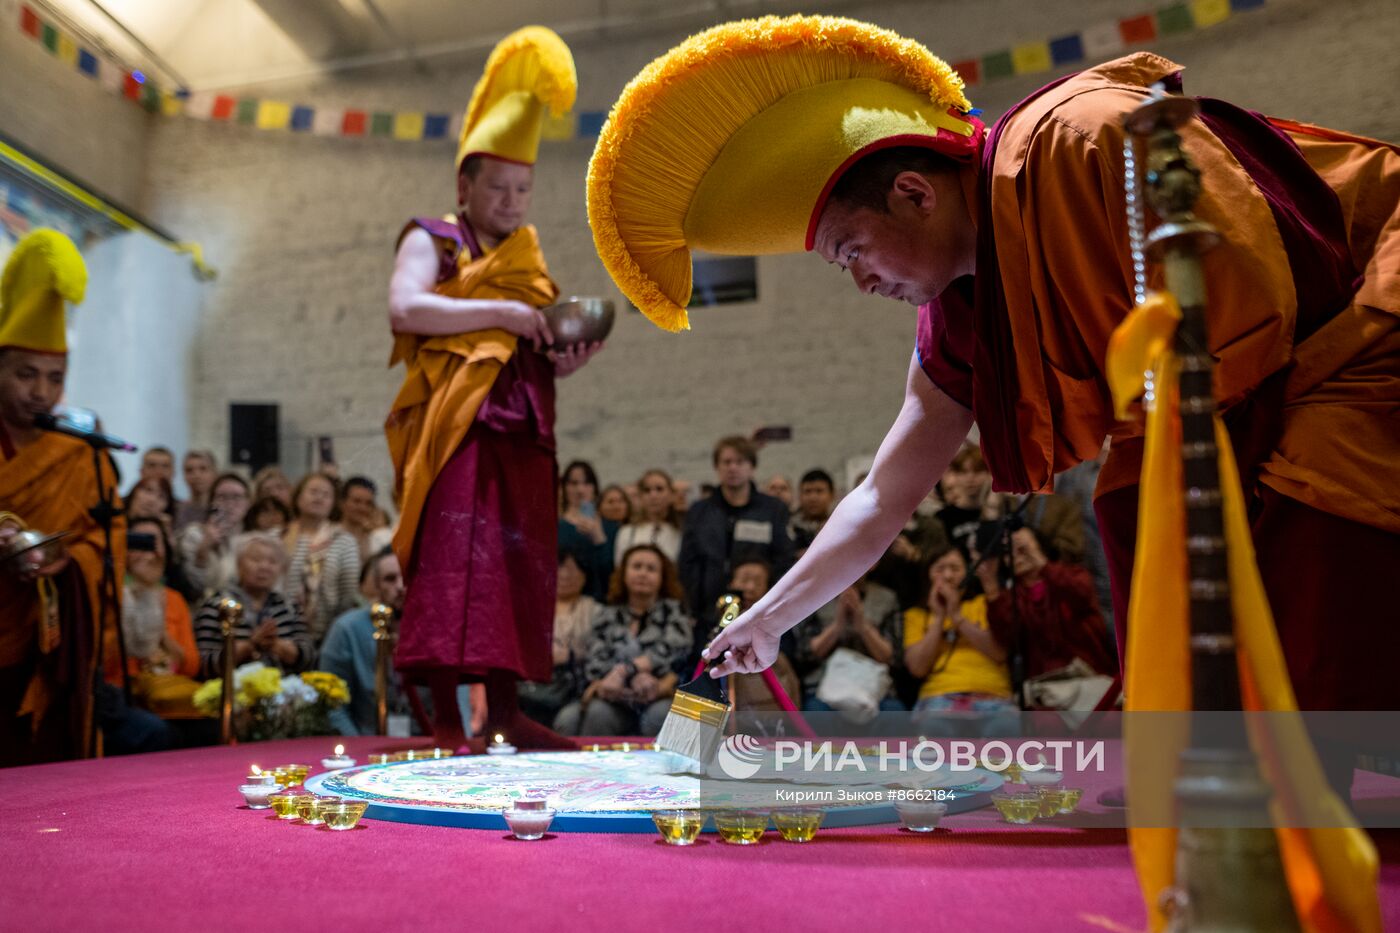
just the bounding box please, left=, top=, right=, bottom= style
left=244, top=667, right=283, bottom=699
left=192, top=679, right=223, bottom=716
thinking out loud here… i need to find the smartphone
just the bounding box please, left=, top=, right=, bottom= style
left=317, top=436, right=336, bottom=466
left=127, top=531, right=158, bottom=552
left=579, top=501, right=597, bottom=520
left=753, top=425, right=793, bottom=443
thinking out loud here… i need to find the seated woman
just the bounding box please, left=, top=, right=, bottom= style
left=178, top=473, right=252, bottom=600
left=597, top=484, right=632, bottom=525
left=557, top=460, right=615, bottom=602
left=518, top=550, right=600, bottom=728
left=614, top=469, right=682, bottom=565
left=244, top=495, right=291, bottom=533
left=555, top=545, right=694, bottom=737
left=977, top=527, right=1116, bottom=685
left=283, top=473, right=360, bottom=644
left=904, top=548, right=1017, bottom=736
left=118, top=517, right=201, bottom=716
left=791, top=570, right=905, bottom=715
left=194, top=532, right=315, bottom=678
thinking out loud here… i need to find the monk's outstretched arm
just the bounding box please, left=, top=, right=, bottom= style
left=388, top=228, right=552, bottom=347
left=704, top=352, right=973, bottom=676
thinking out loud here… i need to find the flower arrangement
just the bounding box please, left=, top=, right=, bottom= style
left=193, top=662, right=349, bottom=741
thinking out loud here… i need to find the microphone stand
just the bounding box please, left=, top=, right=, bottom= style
left=85, top=437, right=129, bottom=736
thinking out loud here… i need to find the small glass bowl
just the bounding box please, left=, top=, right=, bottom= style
left=269, top=790, right=308, bottom=820
left=297, top=795, right=343, bottom=825
left=713, top=811, right=768, bottom=845
left=1035, top=787, right=1072, bottom=818
left=238, top=783, right=278, bottom=809
left=991, top=792, right=1041, bottom=824
left=1056, top=788, right=1084, bottom=815
left=772, top=808, right=824, bottom=843
left=652, top=810, right=706, bottom=846
left=503, top=799, right=555, bottom=840
left=894, top=799, right=949, bottom=833
left=321, top=800, right=369, bottom=831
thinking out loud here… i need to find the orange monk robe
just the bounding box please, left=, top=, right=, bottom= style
left=0, top=430, right=125, bottom=755
left=385, top=223, right=559, bottom=569
left=980, top=53, right=1399, bottom=534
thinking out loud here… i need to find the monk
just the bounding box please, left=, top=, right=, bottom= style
left=386, top=27, right=602, bottom=752
left=586, top=20, right=1398, bottom=715
left=0, top=229, right=125, bottom=765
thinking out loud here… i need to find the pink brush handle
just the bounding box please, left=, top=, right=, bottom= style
left=690, top=659, right=817, bottom=739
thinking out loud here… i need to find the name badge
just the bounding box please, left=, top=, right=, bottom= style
left=734, top=519, right=773, bottom=544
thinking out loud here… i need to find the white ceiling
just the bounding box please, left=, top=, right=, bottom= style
left=37, top=0, right=858, bottom=91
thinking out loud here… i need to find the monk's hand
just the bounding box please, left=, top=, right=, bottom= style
left=498, top=300, right=553, bottom=351
left=19, top=544, right=69, bottom=581
left=549, top=341, right=604, bottom=378
left=702, top=611, right=780, bottom=678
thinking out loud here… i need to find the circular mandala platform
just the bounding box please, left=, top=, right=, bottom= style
left=306, top=749, right=1002, bottom=833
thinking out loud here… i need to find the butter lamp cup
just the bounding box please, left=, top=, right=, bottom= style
left=321, top=800, right=369, bottom=831
left=772, top=808, right=824, bottom=843
left=297, top=795, right=343, bottom=825
left=713, top=810, right=768, bottom=845
left=893, top=799, right=948, bottom=833
left=652, top=810, right=706, bottom=846
left=991, top=792, right=1041, bottom=825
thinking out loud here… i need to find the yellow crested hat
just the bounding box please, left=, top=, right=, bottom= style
left=587, top=15, right=983, bottom=332
left=0, top=229, right=86, bottom=354
left=457, top=26, right=577, bottom=170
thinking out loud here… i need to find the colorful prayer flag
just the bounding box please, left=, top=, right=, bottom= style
left=1011, top=40, right=1053, bottom=75
left=1156, top=3, right=1195, bottom=35
left=951, top=59, right=981, bottom=86
left=1190, top=0, right=1232, bottom=26
left=1081, top=20, right=1126, bottom=58
left=255, top=100, right=292, bottom=130
left=1118, top=13, right=1158, bottom=45
left=981, top=49, right=1015, bottom=81
left=97, top=58, right=124, bottom=91
left=370, top=112, right=394, bottom=137
left=290, top=106, right=314, bottom=132
left=341, top=110, right=367, bottom=135
left=210, top=95, right=236, bottom=121
left=160, top=91, right=182, bottom=117
left=56, top=34, right=77, bottom=66
left=393, top=111, right=426, bottom=140
left=422, top=114, right=450, bottom=139
left=1048, top=33, right=1085, bottom=66
left=19, top=5, right=40, bottom=38
left=123, top=73, right=141, bottom=101
left=312, top=107, right=344, bottom=136
left=575, top=111, right=606, bottom=139
left=40, top=22, right=57, bottom=52
left=236, top=98, right=257, bottom=125
left=540, top=110, right=575, bottom=141
left=77, top=49, right=98, bottom=76
left=141, top=84, right=161, bottom=113
left=183, top=92, right=215, bottom=120
left=1229, top=0, right=1266, bottom=9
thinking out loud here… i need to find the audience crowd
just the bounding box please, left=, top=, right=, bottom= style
left=110, top=431, right=1119, bottom=746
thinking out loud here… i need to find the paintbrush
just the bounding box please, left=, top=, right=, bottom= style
left=655, top=593, right=742, bottom=769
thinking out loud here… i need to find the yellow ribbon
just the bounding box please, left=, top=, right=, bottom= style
left=1109, top=293, right=1381, bottom=932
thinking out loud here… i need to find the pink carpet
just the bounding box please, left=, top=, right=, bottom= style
left=2, top=736, right=1397, bottom=933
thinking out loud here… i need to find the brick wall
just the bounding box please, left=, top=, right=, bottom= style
left=6, top=0, right=1396, bottom=499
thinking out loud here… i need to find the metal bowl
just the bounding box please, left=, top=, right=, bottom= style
left=540, top=297, right=615, bottom=347
left=3, top=529, right=70, bottom=572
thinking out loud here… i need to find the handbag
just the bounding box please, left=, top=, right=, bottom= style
left=1021, top=658, right=1115, bottom=712
left=815, top=648, right=892, bottom=724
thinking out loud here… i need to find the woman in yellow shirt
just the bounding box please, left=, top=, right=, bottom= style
left=903, top=548, right=1018, bottom=736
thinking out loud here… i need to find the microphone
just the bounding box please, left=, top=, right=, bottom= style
left=33, top=413, right=138, bottom=452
